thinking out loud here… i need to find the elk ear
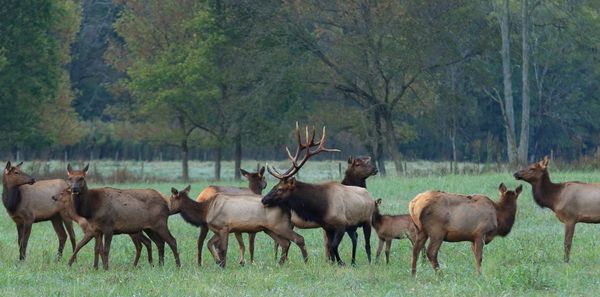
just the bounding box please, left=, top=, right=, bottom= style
left=259, top=166, right=265, bottom=176
left=171, top=187, right=178, bottom=195
left=83, top=164, right=89, bottom=174
left=15, top=161, right=23, bottom=168
left=348, top=156, right=354, bottom=164
left=240, top=169, right=250, bottom=177
left=515, top=185, right=523, bottom=195
left=67, top=163, right=73, bottom=176
left=288, top=177, right=296, bottom=187
left=375, top=198, right=382, bottom=206
left=5, top=161, right=11, bottom=173
left=183, top=185, right=191, bottom=193
left=499, top=183, right=507, bottom=194
left=364, top=156, right=372, bottom=163
left=541, top=156, right=550, bottom=168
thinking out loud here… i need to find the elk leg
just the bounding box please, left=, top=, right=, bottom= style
left=376, top=238, right=384, bottom=264
left=234, top=232, right=246, bottom=265
left=362, top=223, right=372, bottom=264
left=411, top=231, right=428, bottom=276
left=19, top=223, right=32, bottom=261
left=93, top=233, right=103, bottom=270
left=270, top=226, right=308, bottom=263
left=145, top=229, right=165, bottom=265
left=16, top=223, right=23, bottom=250
left=68, top=232, right=95, bottom=266
left=154, top=226, right=180, bottom=268
left=207, top=233, right=221, bottom=264
left=426, top=236, right=443, bottom=273
left=472, top=236, right=484, bottom=276
left=564, top=222, right=576, bottom=263
left=129, top=233, right=143, bottom=267
left=139, top=233, right=153, bottom=265
left=265, top=230, right=290, bottom=265
left=197, top=225, right=209, bottom=266
left=385, top=240, right=392, bottom=264
left=50, top=216, right=67, bottom=260
left=248, top=232, right=256, bottom=264
left=346, top=226, right=358, bottom=265
left=63, top=219, right=77, bottom=253
left=217, top=229, right=230, bottom=268
left=274, top=241, right=280, bottom=260
left=323, top=230, right=331, bottom=260
left=102, top=231, right=114, bottom=270
left=330, top=229, right=346, bottom=266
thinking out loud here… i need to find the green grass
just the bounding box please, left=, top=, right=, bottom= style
left=2, top=172, right=600, bottom=296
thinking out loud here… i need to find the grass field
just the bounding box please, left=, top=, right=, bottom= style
left=2, top=171, right=600, bottom=296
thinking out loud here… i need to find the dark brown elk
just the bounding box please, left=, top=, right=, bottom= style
left=372, top=198, right=418, bottom=264
left=409, top=183, right=522, bottom=275
left=195, top=167, right=267, bottom=265
left=66, top=164, right=180, bottom=270
left=169, top=185, right=308, bottom=267
left=514, top=156, right=600, bottom=263
left=261, top=124, right=375, bottom=265
left=52, top=188, right=154, bottom=267
left=2, top=161, right=76, bottom=261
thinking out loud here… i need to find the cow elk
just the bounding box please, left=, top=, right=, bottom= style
left=169, top=185, right=308, bottom=267
left=195, top=167, right=267, bottom=265
left=52, top=188, right=154, bottom=267
left=372, top=199, right=418, bottom=264
left=409, top=183, right=522, bottom=275
left=2, top=161, right=76, bottom=261
left=66, top=164, right=180, bottom=270
left=262, top=123, right=375, bottom=265
left=514, top=156, right=600, bottom=263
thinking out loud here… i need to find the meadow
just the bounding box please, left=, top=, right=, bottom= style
left=2, top=163, right=600, bottom=296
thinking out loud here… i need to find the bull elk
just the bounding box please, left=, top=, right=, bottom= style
left=409, top=183, right=522, bottom=275
left=2, top=161, right=76, bottom=261
left=195, top=167, right=267, bottom=265
left=169, top=185, right=308, bottom=267
left=52, top=188, right=154, bottom=267
left=514, top=156, right=600, bottom=263
left=66, top=164, right=180, bottom=270
left=262, top=124, right=375, bottom=265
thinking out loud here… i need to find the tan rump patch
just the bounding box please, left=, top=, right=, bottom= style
left=197, top=186, right=218, bottom=202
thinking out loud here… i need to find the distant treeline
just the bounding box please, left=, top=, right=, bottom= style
left=2, top=0, right=600, bottom=181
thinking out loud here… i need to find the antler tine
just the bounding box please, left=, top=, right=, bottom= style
left=308, top=126, right=341, bottom=155
left=285, top=146, right=299, bottom=168
left=266, top=163, right=286, bottom=179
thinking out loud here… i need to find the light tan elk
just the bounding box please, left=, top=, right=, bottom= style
left=169, top=185, right=308, bottom=267
left=514, top=156, right=600, bottom=263
left=372, top=198, right=418, bottom=264
left=409, top=183, right=522, bottom=275
left=52, top=188, right=154, bottom=267
left=66, top=164, right=180, bottom=270
left=261, top=124, right=375, bottom=265
left=195, top=167, right=267, bottom=265
left=2, top=161, right=76, bottom=261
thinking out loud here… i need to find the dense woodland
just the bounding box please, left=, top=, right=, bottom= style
left=2, top=0, right=600, bottom=180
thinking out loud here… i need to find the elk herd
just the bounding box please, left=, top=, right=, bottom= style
left=3, top=123, right=600, bottom=276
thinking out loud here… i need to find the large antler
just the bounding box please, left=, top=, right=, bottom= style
left=268, top=122, right=340, bottom=180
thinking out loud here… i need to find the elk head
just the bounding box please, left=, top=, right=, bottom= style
left=374, top=198, right=382, bottom=209
left=67, top=163, right=89, bottom=195
left=262, top=123, right=339, bottom=206
left=3, top=161, right=35, bottom=186
left=499, top=183, right=523, bottom=202
left=241, top=167, right=267, bottom=193
left=513, top=156, right=549, bottom=182
left=346, top=156, right=378, bottom=179
left=169, top=185, right=191, bottom=213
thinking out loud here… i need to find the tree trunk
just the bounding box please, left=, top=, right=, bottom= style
left=381, top=109, right=403, bottom=176
left=181, top=138, right=189, bottom=183
left=373, top=110, right=386, bottom=176
left=234, top=131, right=242, bottom=180
left=518, top=0, right=531, bottom=168
left=214, top=146, right=222, bottom=181
left=450, top=121, right=458, bottom=174
left=499, top=0, right=518, bottom=166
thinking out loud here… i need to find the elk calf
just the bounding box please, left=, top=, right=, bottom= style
left=372, top=199, right=418, bottom=264
left=409, top=183, right=522, bottom=275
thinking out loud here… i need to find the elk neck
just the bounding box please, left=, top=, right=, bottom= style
left=531, top=171, right=561, bottom=210
left=285, top=181, right=330, bottom=225
left=371, top=207, right=383, bottom=230
left=2, top=178, right=21, bottom=213
left=493, top=195, right=518, bottom=237
left=72, top=186, right=96, bottom=219
left=248, top=183, right=263, bottom=195
left=179, top=195, right=210, bottom=227
left=341, top=173, right=367, bottom=188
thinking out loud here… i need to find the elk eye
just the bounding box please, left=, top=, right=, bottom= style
left=14, top=172, right=19, bottom=175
